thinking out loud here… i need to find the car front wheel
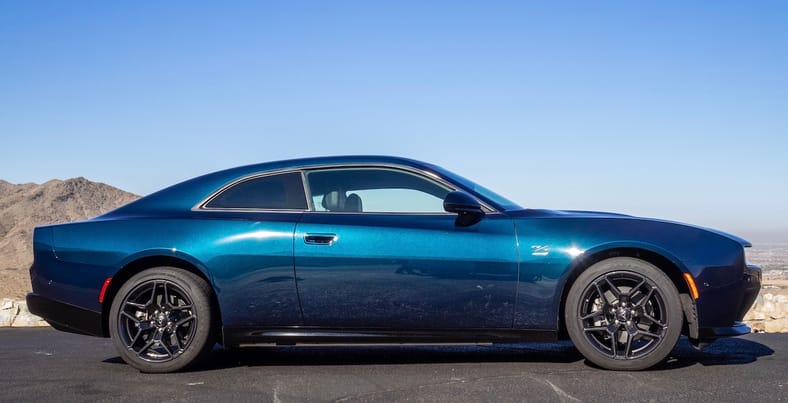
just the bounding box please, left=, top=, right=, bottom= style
left=109, top=267, right=216, bottom=373
left=565, top=257, right=683, bottom=370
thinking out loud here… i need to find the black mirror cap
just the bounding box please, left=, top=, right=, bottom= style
left=443, top=191, right=482, bottom=213
left=443, top=191, right=485, bottom=226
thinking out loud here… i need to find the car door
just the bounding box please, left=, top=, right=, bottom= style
left=293, top=166, right=519, bottom=329
left=196, top=171, right=307, bottom=328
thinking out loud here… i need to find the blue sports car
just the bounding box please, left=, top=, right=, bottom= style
left=27, top=156, right=761, bottom=372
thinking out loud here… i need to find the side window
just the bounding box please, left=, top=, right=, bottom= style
left=205, top=172, right=308, bottom=210
left=306, top=168, right=451, bottom=213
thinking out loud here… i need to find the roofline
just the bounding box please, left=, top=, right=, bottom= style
left=225, top=155, right=434, bottom=174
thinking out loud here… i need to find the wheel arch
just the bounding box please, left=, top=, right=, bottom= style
left=556, top=246, right=693, bottom=340
left=100, top=255, right=222, bottom=338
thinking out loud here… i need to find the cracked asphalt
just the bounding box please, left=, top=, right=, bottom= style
left=0, top=328, right=785, bottom=402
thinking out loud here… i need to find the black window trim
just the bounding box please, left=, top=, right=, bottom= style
left=193, top=163, right=499, bottom=214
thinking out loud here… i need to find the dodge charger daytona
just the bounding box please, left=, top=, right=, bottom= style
left=27, top=156, right=761, bottom=372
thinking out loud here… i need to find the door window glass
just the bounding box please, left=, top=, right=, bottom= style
left=306, top=168, right=451, bottom=213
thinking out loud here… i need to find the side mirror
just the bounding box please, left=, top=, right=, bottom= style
left=443, top=191, right=485, bottom=226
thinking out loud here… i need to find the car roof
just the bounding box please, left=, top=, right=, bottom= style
left=101, top=156, right=448, bottom=217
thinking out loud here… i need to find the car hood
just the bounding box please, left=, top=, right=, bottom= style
left=506, top=208, right=751, bottom=247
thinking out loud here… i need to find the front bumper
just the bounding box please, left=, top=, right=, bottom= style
left=26, top=293, right=105, bottom=337
left=693, top=263, right=761, bottom=344
left=698, top=321, right=752, bottom=340
left=737, top=264, right=762, bottom=319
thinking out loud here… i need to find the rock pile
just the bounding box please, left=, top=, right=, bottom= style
left=0, top=298, right=47, bottom=327
left=744, top=291, right=788, bottom=333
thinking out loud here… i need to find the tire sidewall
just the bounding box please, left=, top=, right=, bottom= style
left=565, top=257, right=683, bottom=371
left=108, top=267, right=215, bottom=373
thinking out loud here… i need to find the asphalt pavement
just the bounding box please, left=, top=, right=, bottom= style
left=0, top=328, right=784, bottom=402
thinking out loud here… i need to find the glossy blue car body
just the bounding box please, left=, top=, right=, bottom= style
left=28, top=156, right=760, bottom=349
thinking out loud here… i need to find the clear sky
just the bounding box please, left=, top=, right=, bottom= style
left=2, top=1, right=787, bottom=242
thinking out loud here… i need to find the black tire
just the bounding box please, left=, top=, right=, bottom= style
left=565, top=257, right=682, bottom=370
left=109, top=267, right=216, bottom=373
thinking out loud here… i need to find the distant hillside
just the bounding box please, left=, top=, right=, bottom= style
left=0, top=178, right=139, bottom=298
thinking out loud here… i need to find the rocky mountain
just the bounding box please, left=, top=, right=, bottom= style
left=0, top=178, right=139, bottom=298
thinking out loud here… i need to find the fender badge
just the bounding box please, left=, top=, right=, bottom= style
left=531, top=245, right=550, bottom=256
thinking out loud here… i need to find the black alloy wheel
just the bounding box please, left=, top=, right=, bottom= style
left=565, top=257, right=683, bottom=370
left=109, top=267, right=216, bottom=373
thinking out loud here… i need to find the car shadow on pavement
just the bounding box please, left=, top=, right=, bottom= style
left=102, top=336, right=774, bottom=372
left=187, top=340, right=585, bottom=371
left=655, top=336, right=775, bottom=370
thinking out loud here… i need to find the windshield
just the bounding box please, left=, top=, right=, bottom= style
left=423, top=162, right=523, bottom=211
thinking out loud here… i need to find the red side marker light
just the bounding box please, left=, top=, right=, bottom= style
left=683, top=273, right=700, bottom=300
left=99, top=277, right=113, bottom=303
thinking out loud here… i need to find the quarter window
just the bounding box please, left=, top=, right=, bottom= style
left=205, top=172, right=308, bottom=210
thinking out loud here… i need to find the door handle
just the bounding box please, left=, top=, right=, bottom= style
left=304, top=233, right=337, bottom=245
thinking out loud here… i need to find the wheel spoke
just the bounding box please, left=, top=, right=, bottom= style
left=642, top=311, right=665, bottom=327
left=136, top=337, right=156, bottom=357
left=129, top=328, right=142, bottom=345
left=170, top=331, right=183, bottom=352
left=603, top=275, right=621, bottom=298
left=174, top=314, right=196, bottom=329
left=145, top=282, right=158, bottom=306
left=583, top=325, right=610, bottom=333
left=153, top=329, right=163, bottom=343
left=121, top=311, right=140, bottom=324
left=156, top=282, right=166, bottom=308
left=623, top=332, right=633, bottom=358
left=638, top=330, right=662, bottom=340
left=635, top=287, right=656, bottom=308
left=580, top=310, right=603, bottom=320
left=610, top=330, right=619, bottom=357
left=160, top=335, right=174, bottom=359
left=172, top=303, right=193, bottom=313
left=125, top=301, right=147, bottom=309
left=163, top=283, right=172, bottom=309
left=593, top=282, right=609, bottom=304
left=632, top=277, right=647, bottom=294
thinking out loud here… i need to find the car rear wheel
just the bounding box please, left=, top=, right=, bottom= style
left=565, top=257, right=682, bottom=370
left=109, top=267, right=216, bottom=373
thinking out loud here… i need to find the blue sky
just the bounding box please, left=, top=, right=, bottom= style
left=2, top=1, right=787, bottom=241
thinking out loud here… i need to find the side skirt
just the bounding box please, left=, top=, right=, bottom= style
left=223, top=327, right=558, bottom=347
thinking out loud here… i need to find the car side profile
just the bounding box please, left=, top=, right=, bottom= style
left=27, top=156, right=761, bottom=372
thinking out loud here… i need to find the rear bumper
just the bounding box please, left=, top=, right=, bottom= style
left=26, top=293, right=105, bottom=337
